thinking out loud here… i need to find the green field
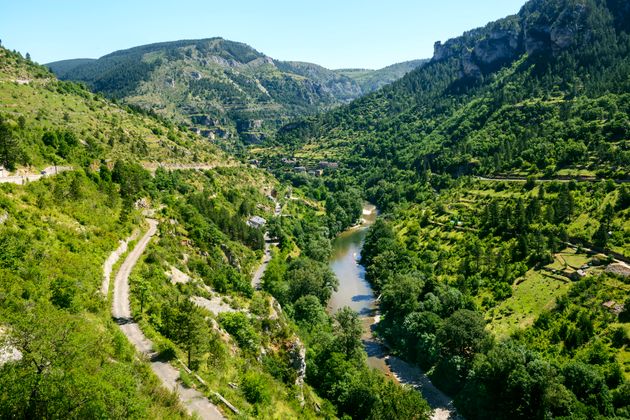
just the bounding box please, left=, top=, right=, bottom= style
left=487, top=269, right=571, bottom=338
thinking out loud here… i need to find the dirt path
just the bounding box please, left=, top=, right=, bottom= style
left=251, top=238, right=273, bottom=289
left=251, top=199, right=281, bottom=289
left=110, top=219, right=224, bottom=420
left=0, top=166, right=73, bottom=185
left=102, top=230, right=139, bottom=296
left=362, top=317, right=461, bottom=420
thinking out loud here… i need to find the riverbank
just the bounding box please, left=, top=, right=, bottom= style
left=328, top=203, right=461, bottom=420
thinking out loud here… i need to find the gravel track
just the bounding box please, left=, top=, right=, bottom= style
left=110, top=219, right=224, bottom=420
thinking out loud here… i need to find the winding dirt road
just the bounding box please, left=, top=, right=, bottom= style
left=0, top=166, right=73, bottom=185
left=251, top=199, right=281, bottom=289
left=102, top=230, right=139, bottom=296
left=110, top=219, right=225, bottom=420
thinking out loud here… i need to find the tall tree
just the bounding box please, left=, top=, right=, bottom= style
left=0, top=117, right=20, bottom=171
left=333, top=307, right=363, bottom=360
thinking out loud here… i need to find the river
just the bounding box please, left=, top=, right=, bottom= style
left=328, top=204, right=460, bottom=420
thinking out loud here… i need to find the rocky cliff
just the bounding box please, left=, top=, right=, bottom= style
left=432, top=0, right=600, bottom=78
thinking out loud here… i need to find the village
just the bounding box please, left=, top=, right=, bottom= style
left=249, top=156, right=340, bottom=178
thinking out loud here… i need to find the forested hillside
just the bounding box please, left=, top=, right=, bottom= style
left=0, top=47, right=229, bottom=172
left=275, top=0, right=630, bottom=182
left=47, top=38, right=420, bottom=148
left=260, top=0, right=630, bottom=418
left=0, top=47, right=431, bottom=419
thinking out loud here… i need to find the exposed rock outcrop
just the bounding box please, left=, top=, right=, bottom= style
left=288, top=337, right=307, bottom=405
left=472, top=23, right=522, bottom=68
left=432, top=0, right=596, bottom=78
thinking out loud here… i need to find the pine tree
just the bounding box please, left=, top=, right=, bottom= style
left=0, top=117, right=20, bottom=171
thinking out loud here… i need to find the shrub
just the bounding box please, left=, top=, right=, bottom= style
left=241, top=372, right=271, bottom=405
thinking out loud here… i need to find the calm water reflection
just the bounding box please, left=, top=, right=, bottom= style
left=328, top=205, right=460, bottom=418
left=328, top=204, right=377, bottom=315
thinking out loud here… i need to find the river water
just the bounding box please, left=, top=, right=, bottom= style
left=328, top=204, right=460, bottom=420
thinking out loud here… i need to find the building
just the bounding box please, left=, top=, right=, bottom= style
left=293, top=166, right=307, bottom=173
left=247, top=216, right=267, bottom=229
left=566, top=269, right=588, bottom=281
left=319, top=161, right=339, bottom=169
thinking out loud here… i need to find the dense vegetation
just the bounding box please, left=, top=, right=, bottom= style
left=256, top=0, right=630, bottom=418
left=0, top=170, right=188, bottom=418
left=48, top=38, right=422, bottom=147
left=272, top=0, right=630, bottom=183
left=358, top=177, right=629, bottom=418
left=0, top=46, right=224, bottom=171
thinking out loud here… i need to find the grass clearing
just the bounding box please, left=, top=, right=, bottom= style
left=488, top=269, right=571, bottom=339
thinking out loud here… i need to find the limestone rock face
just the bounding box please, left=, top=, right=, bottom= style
left=473, top=25, right=522, bottom=67
left=461, top=51, right=482, bottom=78
left=524, top=23, right=552, bottom=55
left=433, top=41, right=449, bottom=62
left=550, top=3, right=587, bottom=51
left=432, top=1, right=596, bottom=79
left=288, top=337, right=307, bottom=405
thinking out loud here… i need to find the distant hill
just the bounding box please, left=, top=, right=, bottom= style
left=47, top=38, right=422, bottom=145
left=335, top=59, right=427, bottom=92
left=46, top=58, right=95, bottom=78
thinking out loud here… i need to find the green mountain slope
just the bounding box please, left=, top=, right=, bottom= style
left=262, top=0, right=630, bottom=418
left=47, top=38, right=423, bottom=146
left=276, top=0, right=630, bottom=182
left=0, top=47, right=231, bottom=172
left=44, top=58, right=95, bottom=78
left=47, top=38, right=357, bottom=145
left=335, top=59, right=427, bottom=92
left=1, top=46, right=431, bottom=419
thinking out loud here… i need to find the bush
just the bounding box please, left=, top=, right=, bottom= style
left=179, top=368, right=194, bottom=388
left=241, top=372, right=271, bottom=405
left=218, top=312, right=260, bottom=352
left=156, top=338, right=177, bottom=361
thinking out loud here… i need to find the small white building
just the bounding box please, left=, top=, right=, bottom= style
left=247, top=216, right=267, bottom=229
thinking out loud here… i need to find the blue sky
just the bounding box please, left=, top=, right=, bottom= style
left=1, top=0, right=527, bottom=69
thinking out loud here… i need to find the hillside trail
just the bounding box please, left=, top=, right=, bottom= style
left=0, top=166, right=73, bottom=184
left=110, top=219, right=225, bottom=420
left=102, top=230, right=139, bottom=296
left=251, top=196, right=281, bottom=289
left=0, top=162, right=233, bottom=185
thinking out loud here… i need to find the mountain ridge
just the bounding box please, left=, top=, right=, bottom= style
left=47, top=38, right=426, bottom=146
left=273, top=0, right=630, bottom=181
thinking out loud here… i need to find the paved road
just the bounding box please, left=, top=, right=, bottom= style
left=0, top=163, right=234, bottom=185
left=110, top=219, right=225, bottom=420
